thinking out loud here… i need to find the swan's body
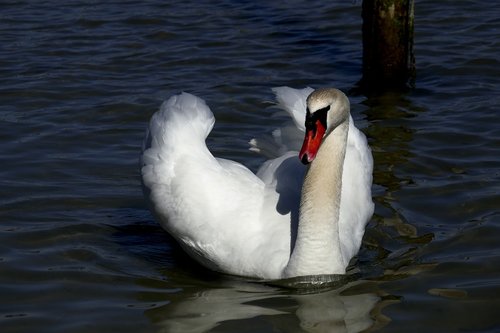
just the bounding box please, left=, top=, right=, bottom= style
left=141, top=87, right=373, bottom=279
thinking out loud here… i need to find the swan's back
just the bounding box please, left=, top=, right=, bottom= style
left=141, top=93, right=217, bottom=234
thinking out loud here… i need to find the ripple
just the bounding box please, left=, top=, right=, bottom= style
left=0, top=0, right=499, bottom=332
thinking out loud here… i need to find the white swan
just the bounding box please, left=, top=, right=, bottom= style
left=141, top=87, right=373, bottom=280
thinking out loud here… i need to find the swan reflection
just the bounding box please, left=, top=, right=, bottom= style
left=146, top=280, right=380, bottom=333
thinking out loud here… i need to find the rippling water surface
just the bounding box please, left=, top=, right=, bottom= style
left=1, top=1, right=499, bottom=332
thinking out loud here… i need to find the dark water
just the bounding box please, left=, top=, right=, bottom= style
left=1, top=1, right=499, bottom=332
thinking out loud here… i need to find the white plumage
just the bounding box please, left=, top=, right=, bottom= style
left=141, top=87, right=373, bottom=280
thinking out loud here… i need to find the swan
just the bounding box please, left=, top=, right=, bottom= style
left=141, top=87, right=373, bottom=280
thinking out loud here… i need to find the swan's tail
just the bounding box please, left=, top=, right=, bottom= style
left=142, top=92, right=214, bottom=153
left=141, top=92, right=215, bottom=189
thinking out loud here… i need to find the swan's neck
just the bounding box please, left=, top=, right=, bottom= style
left=284, top=119, right=349, bottom=278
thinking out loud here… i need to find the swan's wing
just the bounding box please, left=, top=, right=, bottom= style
left=249, top=87, right=313, bottom=158
left=272, top=86, right=313, bottom=131
left=141, top=93, right=290, bottom=279
left=339, top=117, right=374, bottom=264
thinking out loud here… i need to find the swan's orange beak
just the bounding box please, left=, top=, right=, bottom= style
left=299, top=120, right=327, bottom=164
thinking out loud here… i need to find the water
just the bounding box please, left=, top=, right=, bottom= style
left=1, top=0, right=499, bottom=332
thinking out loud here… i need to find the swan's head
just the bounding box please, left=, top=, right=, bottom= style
left=299, top=88, right=350, bottom=164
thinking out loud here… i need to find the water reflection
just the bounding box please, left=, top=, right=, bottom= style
left=146, top=284, right=283, bottom=333
left=363, top=91, right=417, bottom=195
left=358, top=91, right=435, bottom=276
left=146, top=280, right=384, bottom=333
left=293, top=289, right=378, bottom=333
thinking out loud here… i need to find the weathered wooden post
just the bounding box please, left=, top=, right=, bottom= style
left=361, top=0, right=415, bottom=89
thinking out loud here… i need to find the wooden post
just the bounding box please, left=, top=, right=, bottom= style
left=361, top=0, right=415, bottom=89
